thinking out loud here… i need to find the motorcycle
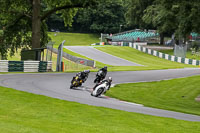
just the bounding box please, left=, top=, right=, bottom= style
left=70, top=75, right=83, bottom=89
left=91, top=80, right=111, bottom=97
left=94, top=70, right=105, bottom=83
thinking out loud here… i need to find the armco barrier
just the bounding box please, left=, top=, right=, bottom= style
left=24, top=61, right=39, bottom=72
left=8, top=61, right=24, bottom=72
left=0, top=60, right=8, bottom=72
left=0, top=60, right=52, bottom=72
left=51, top=47, right=95, bottom=67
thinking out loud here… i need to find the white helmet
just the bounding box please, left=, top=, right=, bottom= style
left=108, top=77, right=112, bottom=82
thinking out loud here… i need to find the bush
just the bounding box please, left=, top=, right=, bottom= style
left=191, top=41, right=200, bottom=52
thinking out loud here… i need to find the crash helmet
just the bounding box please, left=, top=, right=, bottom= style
left=103, top=66, right=107, bottom=70
left=108, top=77, right=112, bottom=83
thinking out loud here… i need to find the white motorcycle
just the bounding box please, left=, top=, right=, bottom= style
left=91, top=77, right=112, bottom=97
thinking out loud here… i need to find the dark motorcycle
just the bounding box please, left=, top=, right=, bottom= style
left=94, top=70, right=105, bottom=83
left=70, top=75, right=83, bottom=89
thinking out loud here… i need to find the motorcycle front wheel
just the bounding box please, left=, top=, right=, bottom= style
left=95, top=87, right=104, bottom=97
left=70, top=84, right=73, bottom=89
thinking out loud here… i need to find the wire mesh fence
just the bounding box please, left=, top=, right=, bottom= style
left=63, top=59, right=92, bottom=71
left=174, top=44, right=187, bottom=58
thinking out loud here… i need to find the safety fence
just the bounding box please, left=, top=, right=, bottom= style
left=91, top=42, right=200, bottom=66
left=0, top=60, right=52, bottom=72
left=91, top=42, right=141, bottom=46
left=91, top=42, right=147, bottom=46
left=51, top=47, right=95, bottom=67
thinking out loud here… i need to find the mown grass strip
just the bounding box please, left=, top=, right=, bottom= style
left=49, top=32, right=100, bottom=47
left=106, top=75, right=200, bottom=115
left=95, top=46, right=197, bottom=71
left=0, top=86, right=199, bottom=133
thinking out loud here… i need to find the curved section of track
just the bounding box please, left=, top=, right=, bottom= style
left=64, top=46, right=142, bottom=66
left=0, top=68, right=200, bottom=121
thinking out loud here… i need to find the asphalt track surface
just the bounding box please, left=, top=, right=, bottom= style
left=0, top=68, right=200, bottom=121
left=64, top=46, right=142, bottom=66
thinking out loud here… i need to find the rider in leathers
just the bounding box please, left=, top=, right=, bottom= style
left=93, top=77, right=112, bottom=91
left=71, top=70, right=90, bottom=85
left=95, top=66, right=107, bottom=82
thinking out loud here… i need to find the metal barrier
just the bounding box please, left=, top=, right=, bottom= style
left=0, top=60, right=52, bottom=72
left=51, top=47, right=95, bottom=67
left=0, top=60, right=8, bottom=72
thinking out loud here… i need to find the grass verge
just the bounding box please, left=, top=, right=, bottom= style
left=0, top=86, right=200, bottom=133
left=95, top=46, right=197, bottom=71
left=106, top=75, right=200, bottom=115
left=49, top=32, right=100, bottom=48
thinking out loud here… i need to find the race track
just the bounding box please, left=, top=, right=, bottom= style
left=0, top=68, right=200, bottom=121
left=64, top=46, right=142, bottom=66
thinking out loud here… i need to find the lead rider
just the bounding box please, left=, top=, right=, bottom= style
left=71, top=70, right=90, bottom=85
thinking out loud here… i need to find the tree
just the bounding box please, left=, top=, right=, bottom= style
left=142, top=0, right=200, bottom=44
left=73, top=0, right=125, bottom=33
left=0, top=0, right=96, bottom=58
left=125, top=0, right=155, bottom=29
left=142, top=0, right=177, bottom=44
left=46, top=13, right=67, bottom=32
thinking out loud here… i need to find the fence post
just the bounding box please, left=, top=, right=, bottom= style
left=56, top=40, right=65, bottom=72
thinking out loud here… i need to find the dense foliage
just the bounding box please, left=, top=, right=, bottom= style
left=142, top=0, right=200, bottom=39
left=126, top=0, right=200, bottom=44
left=46, top=0, right=126, bottom=33
left=0, top=0, right=96, bottom=58
left=74, top=0, right=125, bottom=33
left=1, top=0, right=200, bottom=58
left=125, top=0, right=155, bottom=29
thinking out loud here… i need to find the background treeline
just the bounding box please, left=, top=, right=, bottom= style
left=46, top=0, right=200, bottom=38
left=1, top=0, right=200, bottom=58
left=46, top=0, right=128, bottom=33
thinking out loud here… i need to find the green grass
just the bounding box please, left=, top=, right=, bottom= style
left=159, top=49, right=200, bottom=60
left=106, top=75, right=200, bottom=116
left=94, top=46, right=197, bottom=71
left=0, top=86, right=200, bottom=133
left=49, top=32, right=100, bottom=48
left=63, top=48, right=91, bottom=60
left=7, top=52, right=21, bottom=61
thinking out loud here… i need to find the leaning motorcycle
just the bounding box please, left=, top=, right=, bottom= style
left=70, top=75, right=83, bottom=89
left=91, top=81, right=110, bottom=97
left=94, top=70, right=105, bottom=83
